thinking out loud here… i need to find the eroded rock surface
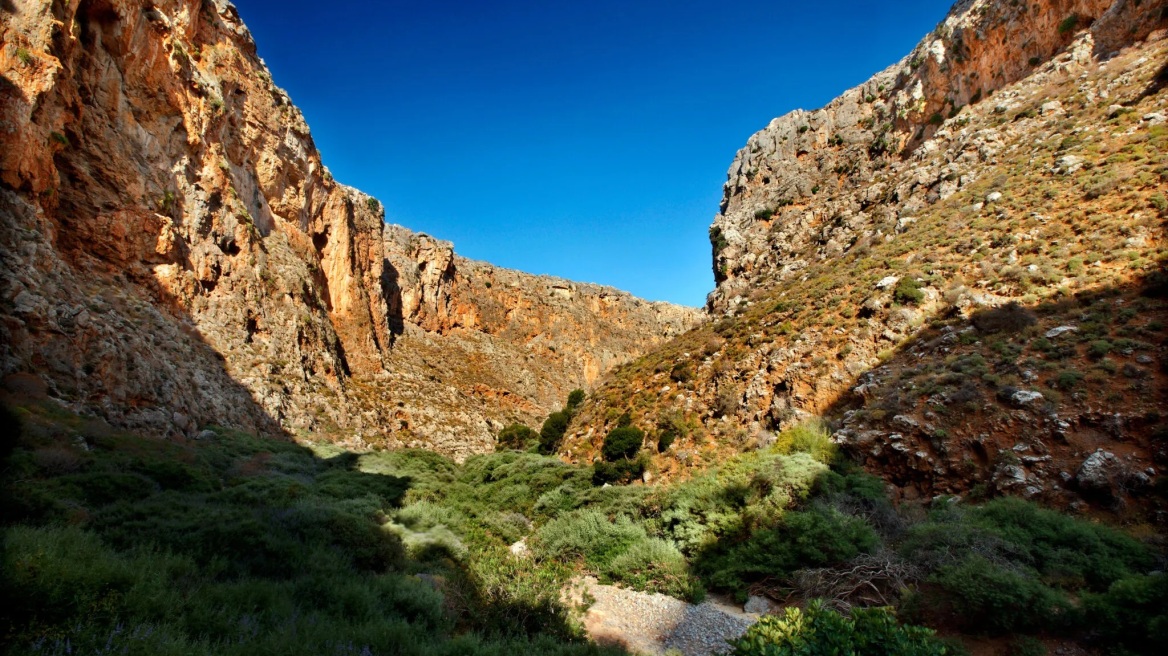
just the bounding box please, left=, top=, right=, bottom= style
left=0, top=0, right=700, bottom=456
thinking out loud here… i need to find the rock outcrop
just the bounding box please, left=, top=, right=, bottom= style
left=570, top=0, right=1167, bottom=508
left=0, top=0, right=699, bottom=457
left=710, top=0, right=1164, bottom=312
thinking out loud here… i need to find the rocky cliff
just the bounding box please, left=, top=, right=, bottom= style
left=569, top=0, right=1167, bottom=509
left=0, top=0, right=699, bottom=458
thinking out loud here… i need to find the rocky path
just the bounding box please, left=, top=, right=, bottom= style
left=573, top=578, right=761, bottom=656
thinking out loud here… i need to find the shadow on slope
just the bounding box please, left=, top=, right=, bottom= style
left=0, top=395, right=621, bottom=655
left=824, top=268, right=1168, bottom=513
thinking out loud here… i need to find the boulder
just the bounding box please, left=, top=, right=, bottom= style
left=744, top=595, right=774, bottom=615
left=1076, top=450, right=1122, bottom=493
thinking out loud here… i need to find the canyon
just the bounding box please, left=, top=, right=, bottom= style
left=0, top=0, right=698, bottom=460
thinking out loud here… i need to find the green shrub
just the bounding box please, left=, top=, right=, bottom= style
left=366, top=197, right=381, bottom=213
left=929, top=556, right=1074, bottom=633
left=1151, top=194, right=1168, bottom=214
left=592, top=456, right=648, bottom=485
left=903, top=498, right=1152, bottom=592
left=538, top=411, right=571, bottom=455
left=566, top=389, right=585, bottom=412
left=1082, top=573, right=1168, bottom=655
left=601, top=426, right=644, bottom=462
left=728, top=600, right=949, bottom=656
left=1055, top=370, right=1083, bottom=390
left=901, top=498, right=1154, bottom=636
left=1088, top=339, right=1113, bottom=359
left=533, top=510, right=646, bottom=570
left=606, top=537, right=700, bottom=599
left=1058, top=14, right=1079, bottom=34
left=774, top=421, right=837, bottom=463
left=971, top=302, right=1036, bottom=334
left=1007, top=637, right=1047, bottom=656
left=497, top=423, right=539, bottom=451
left=659, top=451, right=828, bottom=556
left=894, top=277, right=925, bottom=305
left=697, top=506, right=879, bottom=596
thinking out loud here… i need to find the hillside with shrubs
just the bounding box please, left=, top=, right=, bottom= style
left=565, top=4, right=1168, bottom=517
left=3, top=0, right=1168, bottom=655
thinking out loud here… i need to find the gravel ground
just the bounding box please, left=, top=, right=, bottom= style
left=575, top=578, right=760, bottom=656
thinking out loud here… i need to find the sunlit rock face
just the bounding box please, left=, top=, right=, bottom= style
left=708, top=0, right=1160, bottom=313
left=0, top=0, right=700, bottom=457
left=569, top=0, right=1167, bottom=505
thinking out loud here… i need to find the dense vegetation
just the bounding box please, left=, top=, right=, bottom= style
left=2, top=397, right=1163, bottom=655
left=0, top=401, right=616, bottom=656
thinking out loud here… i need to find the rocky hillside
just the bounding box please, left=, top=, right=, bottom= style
left=0, top=0, right=699, bottom=459
left=568, top=0, right=1167, bottom=510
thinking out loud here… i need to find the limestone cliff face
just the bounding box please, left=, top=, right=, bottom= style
left=571, top=0, right=1167, bottom=507
left=0, top=0, right=699, bottom=456
left=373, top=226, right=701, bottom=459
left=710, top=0, right=1163, bottom=311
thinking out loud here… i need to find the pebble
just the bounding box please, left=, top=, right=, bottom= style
left=579, top=578, right=759, bottom=656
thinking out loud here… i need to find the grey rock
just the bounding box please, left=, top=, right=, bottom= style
left=1053, top=155, right=1082, bottom=174
left=1076, top=450, right=1122, bottom=492
left=1009, top=390, right=1044, bottom=406
left=744, top=595, right=774, bottom=615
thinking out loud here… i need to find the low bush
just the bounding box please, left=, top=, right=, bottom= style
left=895, top=277, right=926, bottom=305
left=601, top=426, right=644, bottom=462
left=971, top=302, right=1037, bottom=334
left=497, top=423, right=539, bottom=451
left=728, top=600, right=949, bottom=656
left=566, top=389, right=585, bottom=412
left=1082, top=573, right=1168, bottom=654
left=696, top=505, right=879, bottom=597
left=538, top=411, right=571, bottom=455
left=773, top=422, right=837, bottom=463
left=533, top=510, right=647, bottom=570
left=928, top=555, right=1074, bottom=633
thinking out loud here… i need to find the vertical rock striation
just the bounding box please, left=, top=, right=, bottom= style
left=0, top=0, right=700, bottom=455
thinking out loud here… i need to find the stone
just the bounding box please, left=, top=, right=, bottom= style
left=1076, top=450, right=1122, bottom=492
left=985, top=191, right=1003, bottom=203
left=1045, top=325, right=1078, bottom=338
left=1053, top=155, right=1083, bottom=174
left=509, top=539, right=530, bottom=558
left=892, top=415, right=920, bottom=431
left=1039, top=100, right=1065, bottom=116
left=876, top=276, right=900, bottom=289
left=195, top=430, right=217, bottom=440
left=1009, top=390, right=1044, bottom=406
left=744, top=595, right=774, bottom=615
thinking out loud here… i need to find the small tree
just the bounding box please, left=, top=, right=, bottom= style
left=566, top=389, right=585, bottom=413
left=538, top=411, right=571, bottom=455
left=496, top=423, right=538, bottom=451
left=894, top=277, right=925, bottom=305
left=602, top=426, right=644, bottom=462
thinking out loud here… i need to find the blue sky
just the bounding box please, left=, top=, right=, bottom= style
left=236, top=1, right=951, bottom=307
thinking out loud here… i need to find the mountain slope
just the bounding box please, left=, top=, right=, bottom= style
left=0, top=0, right=698, bottom=457
left=567, top=0, right=1167, bottom=508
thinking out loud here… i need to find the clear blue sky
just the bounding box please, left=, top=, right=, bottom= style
left=236, top=1, right=951, bottom=307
